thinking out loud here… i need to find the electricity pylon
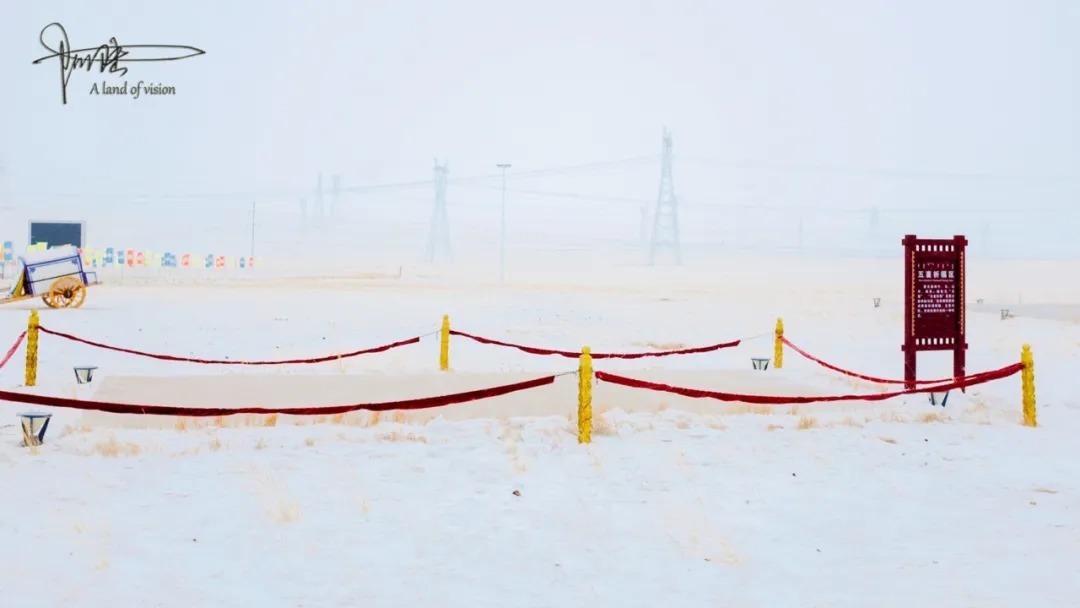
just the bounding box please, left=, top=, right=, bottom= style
left=426, top=159, right=451, bottom=263
left=649, top=127, right=682, bottom=264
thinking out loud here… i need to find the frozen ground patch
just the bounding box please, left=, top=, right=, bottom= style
left=3, top=412, right=1077, bottom=607
left=0, top=264, right=1078, bottom=606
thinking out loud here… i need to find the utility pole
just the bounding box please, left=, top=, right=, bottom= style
left=426, top=159, right=451, bottom=263
left=649, top=127, right=682, bottom=265
left=496, top=163, right=511, bottom=282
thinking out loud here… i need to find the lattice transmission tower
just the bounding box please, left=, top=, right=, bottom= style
left=426, top=159, right=451, bottom=263
left=649, top=127, right=682, bottom=265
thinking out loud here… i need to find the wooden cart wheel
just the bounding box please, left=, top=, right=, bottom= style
left=45, top=276, right=86, bottom=309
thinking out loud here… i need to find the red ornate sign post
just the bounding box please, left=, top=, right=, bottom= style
left=902, top=234, right=967, bottom=390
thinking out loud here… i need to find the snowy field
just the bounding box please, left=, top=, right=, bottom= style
left=1, top=256, right=1078, bottom=607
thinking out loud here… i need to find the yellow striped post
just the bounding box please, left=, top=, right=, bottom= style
left=578, top=347, right=593, bottom=444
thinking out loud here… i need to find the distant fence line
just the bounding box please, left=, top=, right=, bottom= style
left=2, top=195, right=1078, bottom=263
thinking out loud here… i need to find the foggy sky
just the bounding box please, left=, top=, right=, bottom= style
left=1, top=0, right=1077, bottom=258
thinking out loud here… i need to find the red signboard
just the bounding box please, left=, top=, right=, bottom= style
left=902, top=234, right=967, bottom=389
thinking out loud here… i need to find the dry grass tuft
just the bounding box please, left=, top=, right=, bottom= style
left=636, top=341, right=689, bottom=351
left=673, top=449, right=693, bottom=471
left=590, top=452, right=603, bottom=469
left=263, top=414, right=278, bottom=427
left=510, top=455, right=529, bottom=473
left=846, top=378, right=869, bottom=392
left=266, top=500, right=301, bottom=524
left=92, top=436, right=142, bottom=457
left=729, top=404, right=776, bottom=416
left=208, top=437, right=223, bottom=451
left=766, top=423, right=784, bottom=432
left=879, top=411, right=907, bottom=423
left=59, top=423, right=94, bottom=438
left=661, top=505, right=742, bottom=564
left=586, top=404, right=617, bottom=436
left=833, top=415, right=863, bottom=428
left=499, top=423, right=529, bottom=472
left=705, top=417, right=727, bottom=430
left=336, top=413, right=365, bottom=427
left=303, top=437, right=316, bottom=447
left=376, top=429, right=428, bottom=443
left=960, top=400, right=993, bottom=425
left=796, top=416, right=818, bottom=430
left=592, top=414, right=617, bottom=437
left=255, top=437, right=267, bottom=450
left=919, top=411, right=949, bottom=424
left=346, top=411, right=412, bottom=427
left=173, top=417, right=226, bottom=431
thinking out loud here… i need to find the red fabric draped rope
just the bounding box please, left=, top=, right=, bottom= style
left=781, top=336, right=964, bottom=385
left=0, top=331, right=26, bottom=370
left=0, top=375, right=558, bottom=416
left=37, top=326, right=420, bottom=365
left=595, top=362, right=1023, bottom=405
left=449, top=329, right=740, bottom=359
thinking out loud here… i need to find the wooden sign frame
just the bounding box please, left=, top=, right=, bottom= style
left=902, top=234, right=967, bottom=389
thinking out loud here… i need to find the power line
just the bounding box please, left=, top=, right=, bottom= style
left=11, top=154, right=1078, bottom=204
left=457, top=183, right=654, bottom=205
left=678, top=156, right=1080, bottom=183
left=9, top=156, right=659, bottom=203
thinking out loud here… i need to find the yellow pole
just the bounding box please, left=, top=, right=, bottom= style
left=773, top=317, right=784, bottom=369
left=1021, top=344, right=1036, bottom=427
left=439, top=314, right=450, bottom=371
left=578, top=346, right=593, bottom=444
left=25, top=310, right=39, bottom=387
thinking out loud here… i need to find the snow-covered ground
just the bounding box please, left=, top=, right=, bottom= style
left=1, top=257, right=1077, bottom=607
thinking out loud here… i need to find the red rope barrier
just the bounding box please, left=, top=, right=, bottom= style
left=781, top=336, right=957, bottom=385
left=37, top=326, right=421, bottom=365
left=0, top=375, right=557, bottom=416
left=0, top=332, right=26, bottom=370
left=449, top=330, right=740, bottom=359
left=595, top=362, right=1023, bottom=405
